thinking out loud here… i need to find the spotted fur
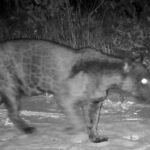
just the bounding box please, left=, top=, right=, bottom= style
left=0, top=39, right=150, bottom=143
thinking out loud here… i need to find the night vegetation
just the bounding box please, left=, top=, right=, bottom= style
left=0, top=0, right=150, bottom=61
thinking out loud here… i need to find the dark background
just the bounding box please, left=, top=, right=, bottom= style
left=0, top=0, right=149, bottom=63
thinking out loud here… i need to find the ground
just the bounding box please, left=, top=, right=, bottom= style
left=0, top=93, right=150, bottom=150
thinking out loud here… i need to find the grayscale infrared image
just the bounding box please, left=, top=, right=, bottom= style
left=0, top=0, right=150, bottom=149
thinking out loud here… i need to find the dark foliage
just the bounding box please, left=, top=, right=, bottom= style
left=0, top=0, right=149, bottom=62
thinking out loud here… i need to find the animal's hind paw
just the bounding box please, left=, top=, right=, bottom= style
left=89, top=135, right=108, bottom=143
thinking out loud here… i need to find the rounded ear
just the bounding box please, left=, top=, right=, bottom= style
left=123, top=58, right=133, bottom=73
left=123, top=61, right=130, bottom=73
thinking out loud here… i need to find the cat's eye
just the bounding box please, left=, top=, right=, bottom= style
left=141, top=78, right=148, bottom=85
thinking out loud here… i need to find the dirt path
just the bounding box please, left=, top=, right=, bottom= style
left=0, top=95, right=150, bottom=150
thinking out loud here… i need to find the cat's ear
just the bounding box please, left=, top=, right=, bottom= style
left=123, top=58, right=132, bottom=73
left=123, top=61, right=130, bottom=73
